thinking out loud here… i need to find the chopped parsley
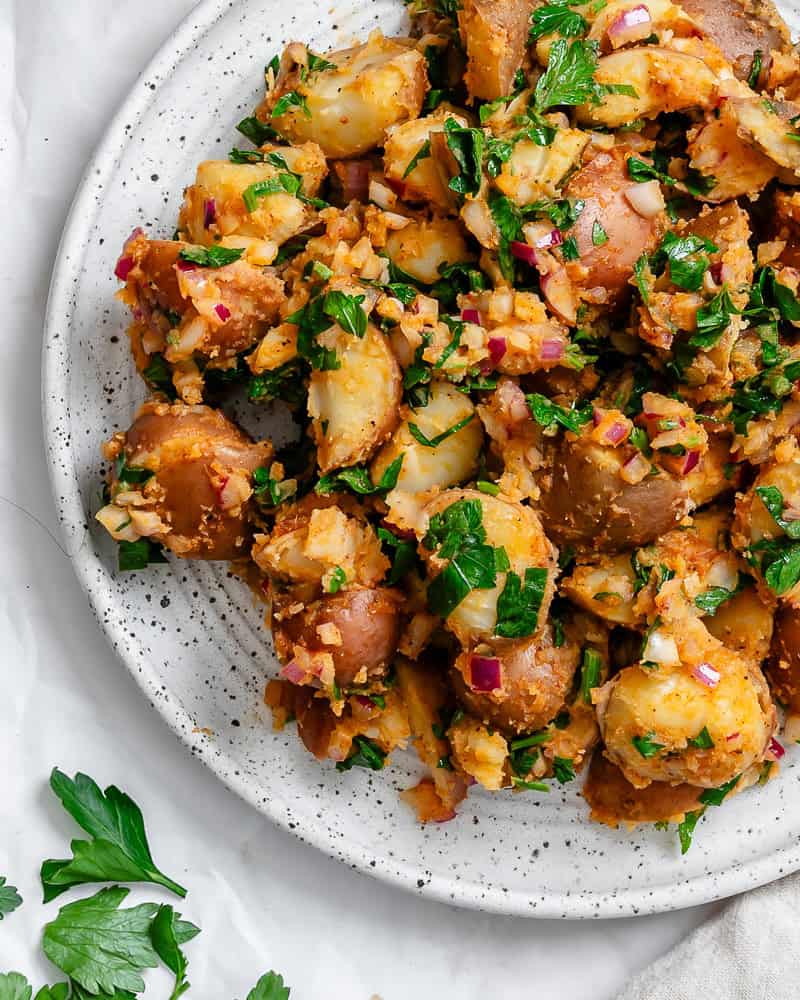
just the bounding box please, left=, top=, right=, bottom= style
left=632, top=732, right=665, bottom=758
left=495, top=568, right=549, bottom=638
left=686, top=726, right=714, bottom=750
left=443, top=118, right=485, bottom=197
left=747, top=49, right=763, bottom=90
left=326, top=566, right=347, bottom=594
left=377, top=526, right=418, bottom=585
left=694, top=583, right=738, bottom=615
left=335, top=735, right=386, bottom=772
left=403, top=139, right=431, bottom=178
left=534, top=39, right=632, bottom=113
left=528, top=2, right=588, bottom=42
left=118, top=538, right=167, bottom=572
left=698, top=775, right=740, bottom=807
left=690, top=287, right=739, bottom=349
left=591, top=220, right=608, bottom=246
left=271, top=90, right=311, bottom=119
left=526, top=393, right=593, bottom=434
left=248, top=359, right=306, bottom=405
left=252, top=467, right=297, bottom=507
left=408, top=413, right=475, bottom=448
left=552, top=756, right=576, bottom=784
left=236, top=115, right=279, bottom=145
left=178, top=245, right=244, bottom=268
left=650, top=231, right=718, bottom=293
left=316, top=455, right=404, bottom=496
left=678, top=809, right=703, bottom=854
left=580, top=647, right=602, bottom=704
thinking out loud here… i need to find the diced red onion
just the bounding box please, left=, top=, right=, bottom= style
left=203, top=198, right=216, bottom=229
left=488, top=337, right=507, bottom=364
left=608, top=4, right=653, bottom=47
left=710, top=262, right=724, bottom=283
left=125, top=226, right=145, bottom=245
left=681, top=449, right=701, bottom=475
left=621, top=451, right=651, bottom=483
left=540, top=339, right=565, bottom=361
left=470, top=655, right=502, bottom=692
left=691, top=662, right=720, bottom=688
left=535, top=229, right=563, bottom=249
left=605, top=421, right=628, bottom=445
left=510, top=240, right=538, bottom=265
left=461, top=308, right=482, bottom=325
left=726, top=731, right=740, bottom=742
left=177, top=258, right=196, bottom=272
left=769, top=736, right=785, bottom=759
left=114, top=256, right=135, bottom=281
left=214, top=303, right=231, bottom=321
left=281, top=660, right=306, bottom=685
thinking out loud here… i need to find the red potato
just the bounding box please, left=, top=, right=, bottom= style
left=97, top=401, right=271, bottom=560
left=564, top=147, right=665, bottom=307
left=767, top=604, right=800, bottom=713
left=272, top=586, right=404, bottom=687
left=457, top=0, right=533, bottom=102
left=449, top=628, right=581, bottom=736
left=536, top=436, right=691, bottom=552
left=584, top=753, right=703, bottom=827
left=677, top=0, right=789, bottom=84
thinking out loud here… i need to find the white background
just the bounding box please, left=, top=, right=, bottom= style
left=0, top=0, right=720, bottom=995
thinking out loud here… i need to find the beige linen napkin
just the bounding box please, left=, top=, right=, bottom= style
left=615, top=873, right=800, bottom=1000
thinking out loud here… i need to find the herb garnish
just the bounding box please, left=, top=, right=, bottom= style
left=178, top=246, right=244, bottom=268
left=315, top=455, right=404, bottom=496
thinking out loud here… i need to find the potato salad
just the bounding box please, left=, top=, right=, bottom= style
left=98, top=0, right=800, bottom=851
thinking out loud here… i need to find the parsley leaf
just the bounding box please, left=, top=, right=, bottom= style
left=591, top=220, right=608, bottom=246
left=41, top=769, right=186, bottom=902
left=526, top=392, right=593, bottom=433
left=694, top=585, right=737, bottom=615
left=285, top=297, right=340, bottom=371
left=42, top=887, right=161, bottom=995
left=443, top=118, right=485, bottom=197
left=336, top=735, right=386, bottom=772
left=632, top=732, right=665, bottom=758
left=242, top=173, right=302, bottom=212
left=529, top=2, right=588, bottom=42
left=248, top=360, right=306, bottom=406
left=691, top=287, right=739, bottom=349
left=552, top=756, right=576, bottom=784
left=0, top=877, right=22, bottom=920
left=306, top=52, right=337, bottom=73
left=678, top=809, right=703, bottom=854
left=117, top=539, right=167, bottom=573
left=178, top=245, right=244, bottom=268
left=534, top=39, right=607, bottom=112
left=756, top=485, right=800, bottom=539
left=245, top=972, right=292, bottom=1000
left=580, top=647, right=602, bottom=704
left=271, top=91, right=311, bottom=119
left=698, top=775, right=741, bottom=806
left=315, top=455, right=403, bottom=496
left=686, top=726, right=714, bottom=749
left=403, top=139, right=431, bottom=178
left=747, top=49, right=763, bottom=89
left=236, top=116, right=279, bottom=145
left=495, top=568, right=549, bottom=638
left=150, top=905, right=194, bottom=1000
left=651, top=231, right=718, bottom=293
left=408, top=413, right=475, bottom=448
left=0, top=973, right=34, bottom=1000
left=377, top=526, right=418, bottom=585
left=322, top=290, right=367, bottom=337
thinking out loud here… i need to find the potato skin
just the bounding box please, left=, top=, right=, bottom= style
left=273, top=586, right=403, bottom=687
left=768, top=604, right=800, bottom=713
left=564, top=147, right=665, bottom=306
left=536, top=437, right=690, bottom=552
left=450, top=628, right=580, bottom=736
left=584, top=753, right=703, bottom=827
left=112, top=401, right=270, bottom=559
left=458, top=0, right=532, bottom=102
left=677, top=0, right=789, bottom=84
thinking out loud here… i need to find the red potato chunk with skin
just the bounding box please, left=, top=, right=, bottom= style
left=564, top=147, right=665, bottom=308
left=97, top=401, right=271, bottom=560
left=584, top=753, right=704, bottom=827
left=272, top=586, right=404, bottom=687
left=768, top=604, right=800, bottom=713
left=457, top=0, right=533, bottom=103
left=116, top=233, right=285, bottom=400
left=450, top=627, right=581, bottom=737
left=536, top=436, right=691, bottom=552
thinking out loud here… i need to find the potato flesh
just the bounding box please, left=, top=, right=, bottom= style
left=370, top=381, right=483, bottom=495
left=263, top=33, right=428, bottom=159
left=494, top=130, right=589, bottom=206
left=383, top=110, right=469, bottom=212
left=308, top=322, right=402, bottom=473
left=384, top=217, right=474, bottom=285
left=457, top=0, right=532, bottom=102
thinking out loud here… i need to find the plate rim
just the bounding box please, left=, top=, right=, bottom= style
left=41, top=0, right=800, bottom=919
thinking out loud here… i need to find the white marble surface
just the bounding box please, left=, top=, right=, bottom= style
left=0, top=0, right=719, bottom=994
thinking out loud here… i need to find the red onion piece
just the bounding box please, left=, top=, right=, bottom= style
left=114, top=256, right=134, bottom=281
left=488, top=336, right=507, bottom=364
left=535, top=229, right=564, bottom=249
left=681, top=449, right=701, bottom=475
left=769, top=736, right=785, bottom=759
left=605, top=421, right=628, bottom=445
left=203, top=198, right=217, bottom=229
left=510, top=240, right=538, bottom=265
left=691, top=662, right=720, bottom=688
left=608, top=4, right=653, bottom=47
left=461, top=308, right=482, bottom=325
left=281, top=660, right=306, bottom=685
left=214, top=302, right=232, bottom=321
left=470, top=655, right=502, bottom=692
left=709, top=261, right=724, bottom=283
left=540, top=339, right=565, bottom=361
left=176, top=258, right=196, bottom=272
left=726, top=731, right=740, bottom=742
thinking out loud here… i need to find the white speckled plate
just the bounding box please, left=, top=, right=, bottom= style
left=43, top=0, right=800, bottom=918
